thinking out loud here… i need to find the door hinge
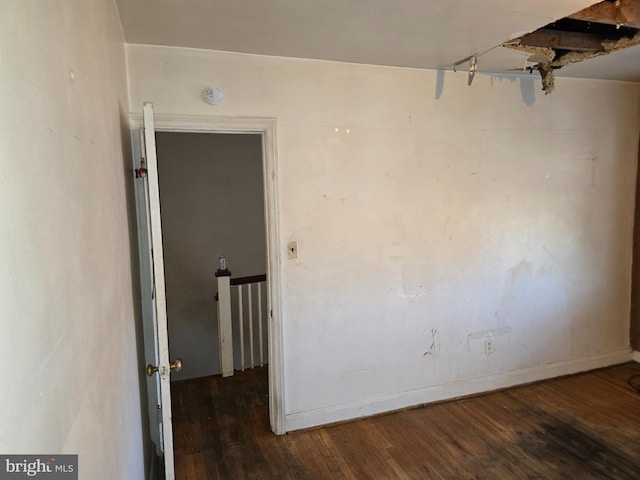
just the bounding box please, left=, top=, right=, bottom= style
left=135, top=159, right=147, bottom=178
left=156, top=405, right=162, bottom=424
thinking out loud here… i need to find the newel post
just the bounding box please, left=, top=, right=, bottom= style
left=216, top=256, right=234, bottom=377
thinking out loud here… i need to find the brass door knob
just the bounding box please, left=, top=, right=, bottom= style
left=146, top=359, right=183, bottom=377
left=171, top=359, right=183, bottom=372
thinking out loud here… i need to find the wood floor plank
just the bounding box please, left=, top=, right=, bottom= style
left=172, top=364, right=640, bottom=479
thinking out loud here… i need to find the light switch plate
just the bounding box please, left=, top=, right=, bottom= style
left=287, top=241, right=298, bottom=259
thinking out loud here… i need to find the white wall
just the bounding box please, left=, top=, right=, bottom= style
left=127, top=45, right=640, bottom=431
left=156, top=132, right=266, bottom=380
left=0, top=2, right=147, bottom=478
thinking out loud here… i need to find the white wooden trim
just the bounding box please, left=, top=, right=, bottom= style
left=261, top=120, right=286, bottom=435
left=285, top=348, right=633, bottom=432
left=633, top=351, right=640, bottom=363
left=130, top=113, right=275, bottom=135
left=129, top=113, right=286, bottom=435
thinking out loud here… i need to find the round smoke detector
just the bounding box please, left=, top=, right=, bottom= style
left=203, top=87, right=223, bottom=105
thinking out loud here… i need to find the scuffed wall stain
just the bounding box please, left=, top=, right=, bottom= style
left=507, top=261, right=534, bottom=299
left=495, top=260, right=534, bottom=329
left=423, top=329, right=440, bottom=357
left=397, top=288, right=429, bottom=300
left=542, top=245, right=558, bottom=262
left=398, top=260, right=431, bottom=299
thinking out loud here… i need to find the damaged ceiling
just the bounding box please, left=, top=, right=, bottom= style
left=116, top=0, right=640, bottom=87
left=503, top=0, right=640, bottom=93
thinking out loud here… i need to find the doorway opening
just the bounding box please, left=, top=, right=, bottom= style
left=151, top=114, right=283, bottom=431
left=156, top=131, right=267, bottom=379
left=154, top=131, right=271, bottom=473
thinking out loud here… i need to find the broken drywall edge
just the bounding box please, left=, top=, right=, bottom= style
left=541, top=30, right=640, bottom=94
left=547, top=31, right=640, bottom=68
left=507, top=30, right=640, bottom=94
left=506, top=44, right=556, bottom=63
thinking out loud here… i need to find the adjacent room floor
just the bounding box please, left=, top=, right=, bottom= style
left=171, top=363, right=640, bottom=479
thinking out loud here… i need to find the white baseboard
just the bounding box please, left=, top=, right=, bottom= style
left=284, top=348, right=632, bottom=432
left=632, top=351, right=640, bottom=363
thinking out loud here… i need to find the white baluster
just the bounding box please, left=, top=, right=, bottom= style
left=258, top=282, right=263, bottom=367
left=238, top=284, right=245, bottom=372
left=248, top=283, right=254, bottom=369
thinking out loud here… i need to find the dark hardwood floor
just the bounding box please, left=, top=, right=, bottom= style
left=171, top=363, right=640, bottom=479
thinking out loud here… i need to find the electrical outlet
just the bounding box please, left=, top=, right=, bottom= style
left=485, top=337, right=495, bottom=355
left=287, top=241, right=298, bottom=259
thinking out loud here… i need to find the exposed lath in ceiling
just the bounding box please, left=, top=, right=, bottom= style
left=511, top=0, right=640, bottom=93
left=456, top=0, right=640, bottom=93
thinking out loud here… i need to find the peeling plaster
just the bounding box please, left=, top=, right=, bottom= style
left=537, top=63, right=556, bottom=94
left=551, top=30, right=640, bottom=68
left=508, top=44, right=556, bottom=63
left=506, top=30, right=640, bottom=94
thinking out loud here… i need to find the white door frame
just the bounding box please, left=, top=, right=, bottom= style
left=130, top=113, right=286, bottom=436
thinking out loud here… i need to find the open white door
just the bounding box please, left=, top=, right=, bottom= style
left=133, top=102, right=178, bottom=479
